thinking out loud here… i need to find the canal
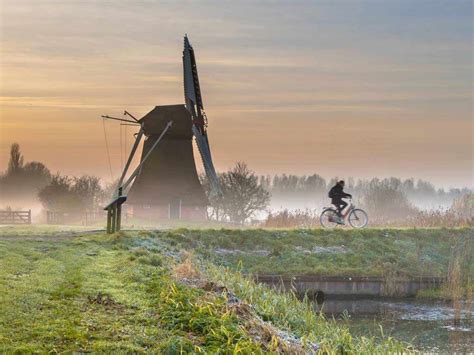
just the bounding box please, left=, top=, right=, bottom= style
left=315, top=298, right=473, bottom=353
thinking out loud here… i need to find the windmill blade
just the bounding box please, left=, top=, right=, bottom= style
left=183, top=35, right=222, bottom=197
left=193, top=126, right=221, bottom=197
left=183, top=35, right=204, bottom=123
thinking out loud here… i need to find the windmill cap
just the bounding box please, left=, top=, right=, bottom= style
left=139, top=104, right=193, bottom=138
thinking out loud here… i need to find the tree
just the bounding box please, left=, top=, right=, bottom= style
left=200, top=173, right=224, bottom=221
left=303, top=174, right=326, bottom=195
left=38, top=174, right=104, bottom=212
left=360, top=179, right=416, bottom=220
left=0, top=143, right=51, bottom=205
left=38, top=174, right=76, bottom=212
left=206, top=162, right=270, bottom=224
left=102, top=178, right=120, bottom=202
left=7, top=143, right=23, bottom=174
left=23, top=162, right=51, bottom=187
left=72, top=175, right=104, bottom=211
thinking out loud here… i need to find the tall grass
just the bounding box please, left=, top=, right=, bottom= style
left=263, top=194, right=473, bottom=228
left=447, top=234, right=473, bottom=325
left=201, top=261, right=412, bottom=354
left=151, top=275, right=264, bottom=353
left=265, top=208, right=320, bottom=228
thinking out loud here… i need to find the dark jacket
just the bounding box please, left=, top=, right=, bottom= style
left=329, top=184, right=351, bottom=200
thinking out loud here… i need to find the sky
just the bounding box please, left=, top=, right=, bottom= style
left=0, top=0, right=472, bottom=188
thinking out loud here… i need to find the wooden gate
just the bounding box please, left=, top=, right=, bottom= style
left=0, top=210, right=32, bottom=224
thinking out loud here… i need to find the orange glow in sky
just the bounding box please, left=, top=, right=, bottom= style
left=0, top=1, right=472, bottom=187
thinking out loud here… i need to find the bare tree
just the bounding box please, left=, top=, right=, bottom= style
left=200, top=172, right=226, bottom=221
left=72, top=175, right=104, bottom=211
left=102, top=178, right=120, bottom=202
left=360, top=179, right=416, bottom=220
left=38, top=174, right=76, bottom=212
left=208, top=162, right=270, bottom=224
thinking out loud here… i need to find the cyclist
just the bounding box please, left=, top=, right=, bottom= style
left=328, top=180, right=352, bottom=223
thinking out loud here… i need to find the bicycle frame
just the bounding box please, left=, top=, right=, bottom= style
left=341, top=200, right=355, bottom=219
left=329, top=199, right=354, bottom=220
left=321, top=198, right=368, bottom=228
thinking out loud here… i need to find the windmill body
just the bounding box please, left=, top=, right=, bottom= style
left=127, top=105, right=208, bottom=220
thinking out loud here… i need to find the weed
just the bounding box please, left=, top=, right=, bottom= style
left=159, top=336, right=196, bottom=354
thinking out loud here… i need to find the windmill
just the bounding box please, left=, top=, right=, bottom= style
left=102, top=35, right=221, bottom=231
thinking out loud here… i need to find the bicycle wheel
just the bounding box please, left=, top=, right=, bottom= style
left=348, top=208, right=368, bottom=228
left=320, top=208, right=340, bottom=228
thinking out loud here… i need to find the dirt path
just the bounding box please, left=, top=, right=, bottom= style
left=0, top=229, right=104, bottom=241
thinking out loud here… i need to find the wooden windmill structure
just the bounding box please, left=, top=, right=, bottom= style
left=103, top=35, right=221, bottom=232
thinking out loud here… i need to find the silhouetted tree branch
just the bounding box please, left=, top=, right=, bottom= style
left=203, top=162, right=270, bottom=224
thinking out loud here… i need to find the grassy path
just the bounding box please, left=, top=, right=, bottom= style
left=0, top=235, right=165, bottom=352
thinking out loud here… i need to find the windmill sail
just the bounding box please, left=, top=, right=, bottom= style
left=183, top=35, right=221, bottom=197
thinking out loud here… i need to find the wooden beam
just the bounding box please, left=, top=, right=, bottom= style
left=101, top=115, right=137, bottom=124
left=111, top=206, right=116, bottom=233
left=116, top=204, right=122, bottom=231
left=106, top=209, right=112, bottom=234
left=124, top=111, right=139, bottom=122
left=117, top=128, right=144, bottom=193
left=121, top=121, right=173, bottom=190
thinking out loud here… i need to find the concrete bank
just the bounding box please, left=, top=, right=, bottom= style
left=255, top=275, right=445, bottom=298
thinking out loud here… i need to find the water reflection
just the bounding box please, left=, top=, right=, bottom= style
left=314, top=298, right=473, bottom=353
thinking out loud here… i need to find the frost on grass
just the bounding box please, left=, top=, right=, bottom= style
left=214, top=248, right=271, bottom=256
left=294, top=245, right=351, bottom=254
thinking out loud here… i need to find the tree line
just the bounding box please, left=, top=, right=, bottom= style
left=0, top=143, right=111, bottom=212
left=262, top=174, right=470, bottom=210
left=0, top=143, right=471, bottom=225
left=0, top=144, right=269, bottom=223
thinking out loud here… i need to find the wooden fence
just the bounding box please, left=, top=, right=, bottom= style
left=46, top=210, right=108, bottom=225
left=0, top=210, right=32, bottom=224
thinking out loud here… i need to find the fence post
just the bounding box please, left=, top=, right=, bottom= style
left=28, top=210, right=31, bottom=224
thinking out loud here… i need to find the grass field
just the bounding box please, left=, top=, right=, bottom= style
left=0, top=226, right=421, bottom=353
left=158, top=228, right=473, bottom=278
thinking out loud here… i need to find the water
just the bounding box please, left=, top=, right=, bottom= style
left=314, top=298, right=474, bottom=353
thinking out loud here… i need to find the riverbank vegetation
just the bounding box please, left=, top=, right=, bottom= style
left=158, top=228, right=473, bottom=279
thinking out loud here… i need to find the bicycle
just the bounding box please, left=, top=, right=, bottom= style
left=320, top=199, right=368, bottom=228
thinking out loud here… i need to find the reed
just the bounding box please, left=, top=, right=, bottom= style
left=447, top=234, right=474, bottom=325
left=262, top=193, right=473, bottom=228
